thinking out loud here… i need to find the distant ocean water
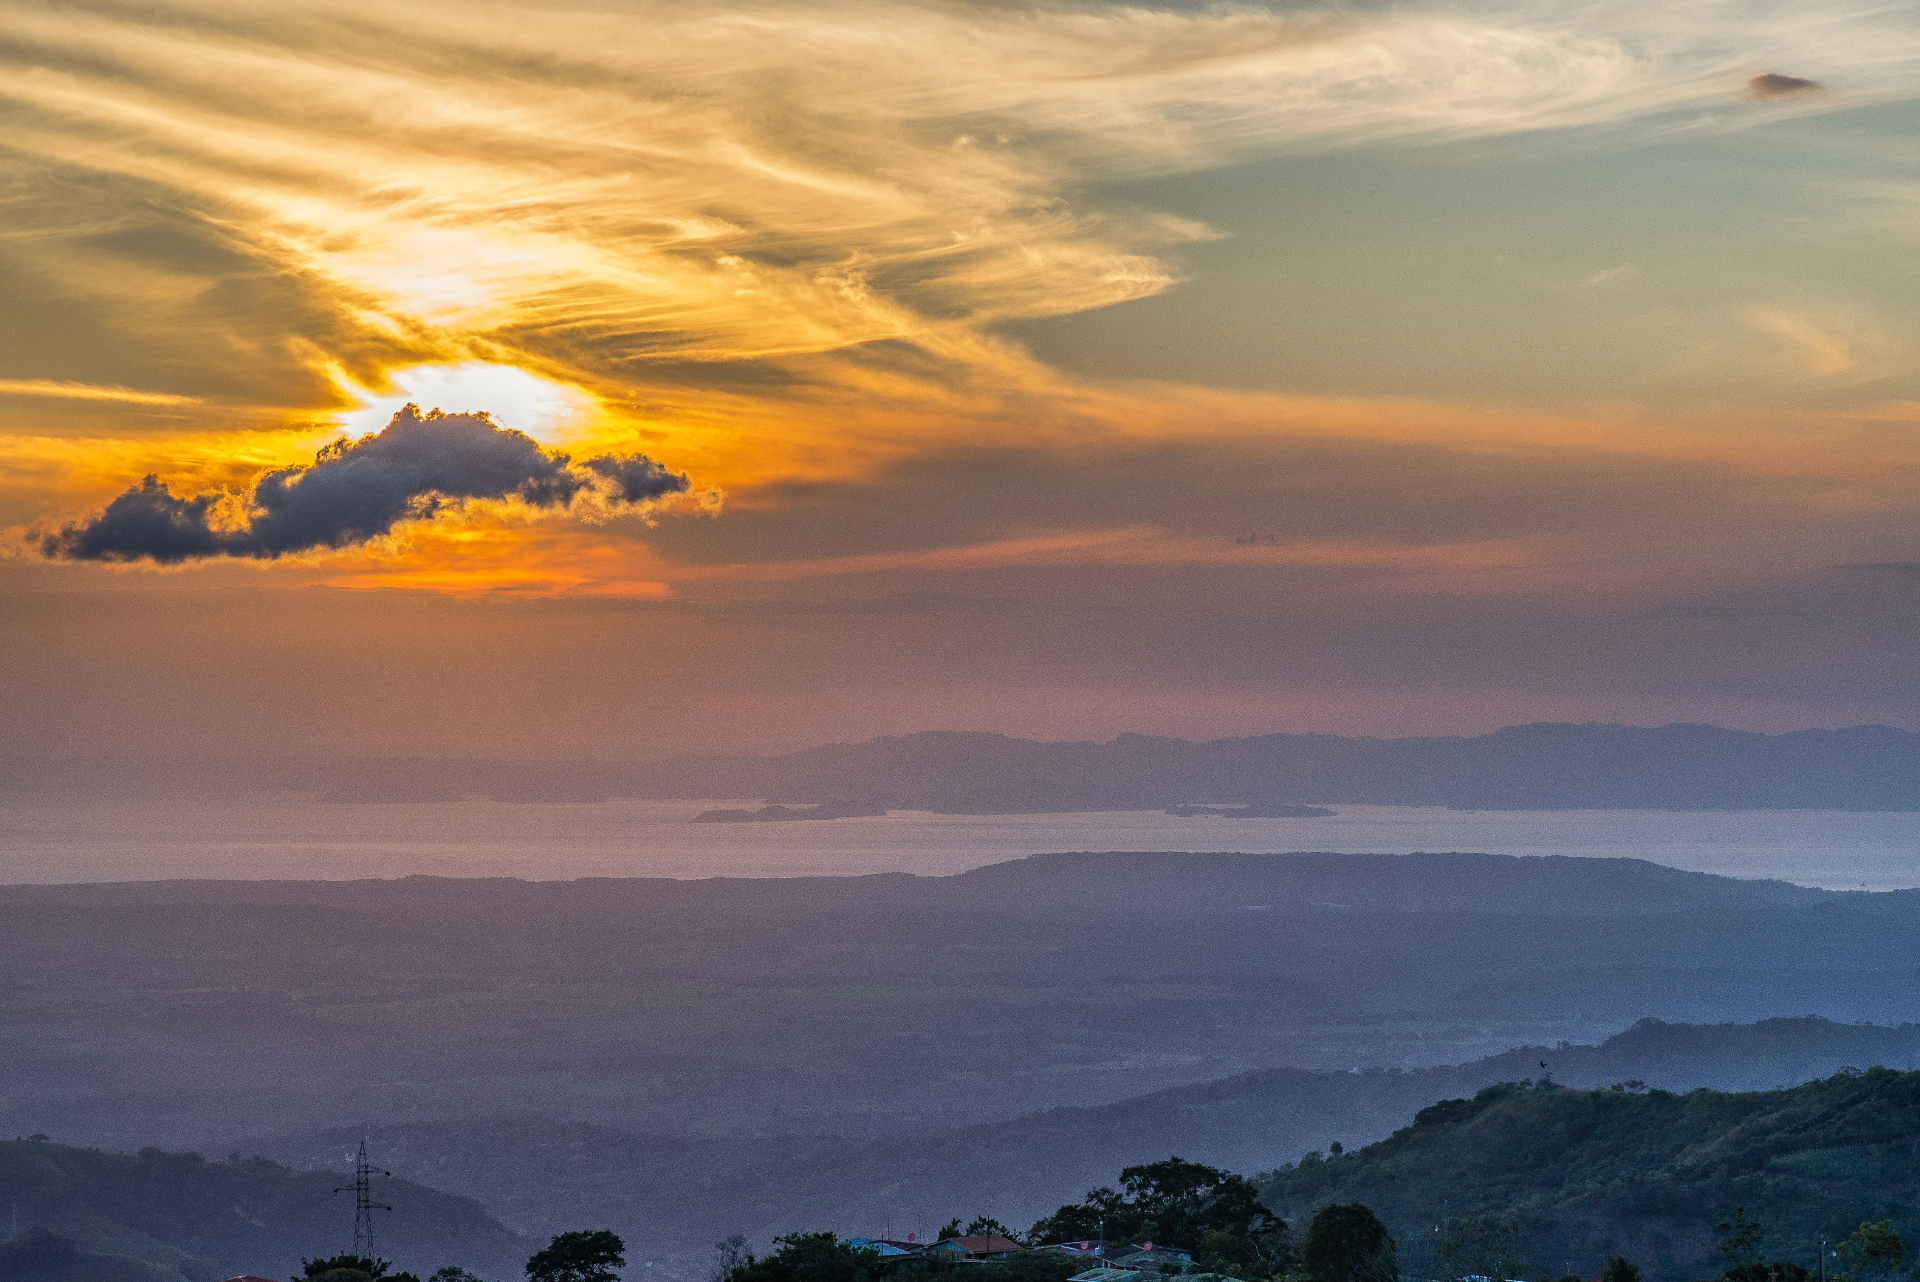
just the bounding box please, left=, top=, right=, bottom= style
left=2, top=798, right=1918, bottom=888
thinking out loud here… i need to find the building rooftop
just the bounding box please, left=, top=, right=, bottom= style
left=942, top=1234, right=1025, bottom=1256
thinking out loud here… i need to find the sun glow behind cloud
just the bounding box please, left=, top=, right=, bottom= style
left=331, top=364, right=600, bottom=446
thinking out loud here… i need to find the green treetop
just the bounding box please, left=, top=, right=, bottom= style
left=302, top=1253, right=422, bottom=1282
left=1028, top=1156, right=1288, bottom=1272
left=1837, top=1221, right=1907, bottom=1282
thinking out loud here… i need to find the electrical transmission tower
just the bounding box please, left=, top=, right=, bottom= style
left=333, top=1138, right=393, bottom=1256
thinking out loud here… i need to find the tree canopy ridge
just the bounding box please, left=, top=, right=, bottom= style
left=1257, top=1068, right=1920, bottom=1281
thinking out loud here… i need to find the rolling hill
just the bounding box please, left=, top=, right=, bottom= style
left=0, top=1138, right=526, bottom=1282
left=255, top=1017, right=1920, bottom=1275
left=1257, top=1068, right=1920, bottom=1282
left=8, top=853, right=1911, bottom=1152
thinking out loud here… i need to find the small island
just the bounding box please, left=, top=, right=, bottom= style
left=692, top=799, right=889, bottom=823
left=1165, top=802, right=1336, bottom=819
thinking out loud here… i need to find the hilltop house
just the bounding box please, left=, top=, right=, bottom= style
left=926, top=1234, right=1026, bottom=1262
left=1035, top=1240, right=1114, bottom=1259
left=848, top=1239, right=930, bottom=1261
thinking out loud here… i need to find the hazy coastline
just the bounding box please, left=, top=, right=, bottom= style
left=5, top=796, right=1919, bottom=888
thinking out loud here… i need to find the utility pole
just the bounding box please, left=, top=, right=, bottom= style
left=333, top=1138, right=393, bottom=1256
left=1818, top=1237, right=1827, bottom=1282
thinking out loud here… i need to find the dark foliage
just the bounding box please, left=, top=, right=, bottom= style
left=1722, top=1264, right=1810, bottom=1282
left=1602, top=1256, right=1642, bottom=1282
left=1435, top=1214, right=1520, bottom=1282
left=727, top=1233, right=889, bottom=1282
left=1720, top=1211, right=1765, bottom=1272
left=725, top=1234, right=1080, bottom=1282
left=527, top=1229, right=627, bottom=1282
left=1258, top=1070, right=1920, bottom=1281
left=302, top=1253, right=422, bottom=1282
left=1028, top=1157, right=1287, bottom=1270
left=0, top=1226, right=173, bottom=1282
left=1300, top=1204, right=1396, bottom=1282
left=1839, top=1221, right=1908, bottom=1282
left=965, top=1219, right=1020, bottom=1241
left=304, top=1252, right=392, bottom=1277
left=0, top=1229, right=83, bottom=1278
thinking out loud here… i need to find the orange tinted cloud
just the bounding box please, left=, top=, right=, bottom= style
left=8, top=0, right=1920, bottom=597
left=676, top=527, right=1541, bottom=584
left=319, top=527, right=679, bottom=600
left=0, top=380, right=203, bottom=407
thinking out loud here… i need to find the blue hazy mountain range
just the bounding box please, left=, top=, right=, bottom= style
left=14, top=1015, right=1915, bottom=1282
left=5, top=722, right=1919, bottom=811
left=254, top=1016, right=1920, bottom=1275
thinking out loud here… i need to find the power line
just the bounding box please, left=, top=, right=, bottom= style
left=333, top=1138, right=394, bottom=1256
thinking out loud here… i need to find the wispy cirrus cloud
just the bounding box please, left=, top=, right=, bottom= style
left=674, top=526, right=1542, bottom=585
left=1744, top=308, right=1917, bottom=382
left=2, top=0, right=1915, bottom=389
left=0, top=379, right=201, bottom=406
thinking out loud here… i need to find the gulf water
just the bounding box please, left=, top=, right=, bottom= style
left=2, top=798, right=1917, bottom=888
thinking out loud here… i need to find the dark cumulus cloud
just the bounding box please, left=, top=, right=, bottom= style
left=46, top=404, right=691, bottom=563
left=1749, top=73, right=1822, bottom=97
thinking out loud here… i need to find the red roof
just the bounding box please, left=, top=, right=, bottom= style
left=219, top=1275, right=283, bottom=1282
left=953, top=1235, right=1024, bottom=1255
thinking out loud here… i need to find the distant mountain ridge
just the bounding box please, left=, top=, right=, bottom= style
left=6, top=721, right=1916, bottom=810
left=633, top=722, right=1920, bottom=812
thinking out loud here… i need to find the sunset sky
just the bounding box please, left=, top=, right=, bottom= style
left=6, top=0, right=1920, bottom=758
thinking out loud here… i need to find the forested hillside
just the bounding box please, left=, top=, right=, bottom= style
left=1258, top=1069, right=1920, bottom=1282
left=0, top=1139, right=525, bottom=1282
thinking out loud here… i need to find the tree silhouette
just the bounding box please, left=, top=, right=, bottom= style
left=722, top=1231, right=890, bottom=1282
left=528, top=1229, right=627, bottom=1282
left=1717, top=1208, right=1764, bottom=1271
left=1602, top=1256, right=1642, bottom=1282
left=1027, top=1155, right=1286, bottom=1261
left=1301, top=1204, right=1396, bottom=1282
left=303, top=1253, right=421, bottom=1282
left=1837, top=1221, right=1907, bottom=1282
